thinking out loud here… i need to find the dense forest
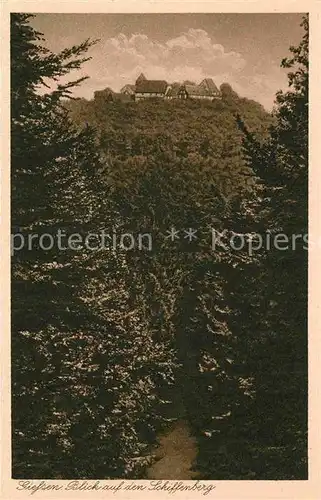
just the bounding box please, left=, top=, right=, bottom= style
left=11, top=13, right=308, bottom=480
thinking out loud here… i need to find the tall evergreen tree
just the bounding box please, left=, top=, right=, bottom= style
left=11, top=12, right=102, bottom=477
left=11, top=14, right=177, bottom=478
left=236, top=14, right=308, bottom=479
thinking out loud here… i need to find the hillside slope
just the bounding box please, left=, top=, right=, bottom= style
left=65, top=88, right=274, bottom=200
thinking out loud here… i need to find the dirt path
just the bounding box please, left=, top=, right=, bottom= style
left=146, top=420, right=200, bottom=480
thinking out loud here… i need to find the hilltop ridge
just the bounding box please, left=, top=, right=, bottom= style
left=65, top=83, right=274, bottom=201
left=93, top=72, right=222, bottom=103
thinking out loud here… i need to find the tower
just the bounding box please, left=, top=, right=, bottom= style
left=136, top=73, right=147, bottom=85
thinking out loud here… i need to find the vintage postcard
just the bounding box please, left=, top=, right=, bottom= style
left=1, top=0, right=320, bottom=499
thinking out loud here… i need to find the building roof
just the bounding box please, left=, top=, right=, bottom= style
left=136, top=73, right=147, bottom=85
left=166, top=86, right=180, bottom=98
left=136, top=80, right=168, bottom=94
left=94, top=89, right=132, bottom=102
left=120, top=84, right=135, bottom=93
left=178, top=80, right=221, bottom=97
left=94, top=87, right=115, bottom=99
left=183, top=84, right=212, bottom=97
left=200, top=78, right=220, bottom=94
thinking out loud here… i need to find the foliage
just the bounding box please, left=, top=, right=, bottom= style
left=11, top=12, right=308, bottom=481
left=11, top=13, right=177, bottom=479
left=234, top=14, right=308, bottom=479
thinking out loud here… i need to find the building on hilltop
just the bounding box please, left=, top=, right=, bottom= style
left=120, top=84, right=135, bottom=96
left=199, top=78, right=221, bottom=96
left=135, top=79, right=169, bottom=100
left=117, top=74, right=222, bottom=102
left=165, top=85, right=180, bottom=100
left=94, top=88, right=133, bottom=103
left=178, top=78, right=221, bottom=101
left=135, top=73, right=147, bottom=85
left=94, top=87, right=115, bottom=102
left=120, top=73, right=170, bottom=100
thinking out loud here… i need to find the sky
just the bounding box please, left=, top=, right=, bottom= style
left=30, top=13, right=305, bottom=110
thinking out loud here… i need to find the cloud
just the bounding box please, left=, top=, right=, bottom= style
left=232, top=67, right=288, bottom=110
left=62, top=28, right=287, bottom=110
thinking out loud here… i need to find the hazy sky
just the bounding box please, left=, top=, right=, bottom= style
left=30, top=13, right=305, bottom=110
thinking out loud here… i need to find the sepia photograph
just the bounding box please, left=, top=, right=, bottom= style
left=9, top=9, right=309, bottom=485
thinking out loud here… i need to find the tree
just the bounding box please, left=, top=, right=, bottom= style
left=65, top=57, right=275, bottom=479
left=11, top=13, right=102, bottom=476
left=236, top=14, right=308, bottom=479
left=11, top=14, right=177, bottom=478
